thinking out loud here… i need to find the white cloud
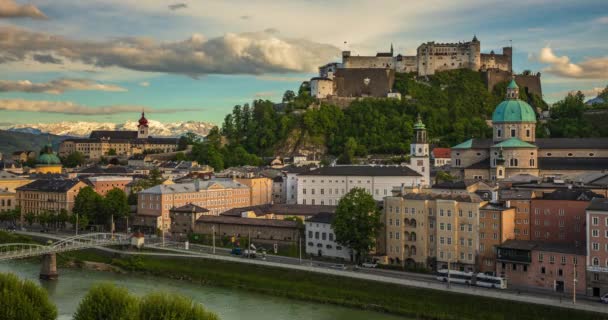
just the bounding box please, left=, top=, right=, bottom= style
left=0, top=99, right=200, bottom=115
left=0, top=0, right=47, bottom=19
left=546, top=87, right=605, bottom=100
left=254, top=91, right=278, bottom=98
left=138, top=81, right=150, bottom=87
left=0, top=78, right=127, bottom=94
left=255, top=75, right=306, bottom=82
left=0, top=26, right=340, bottom=76
left=595, top=16, right=608, bottom=24
left=536, top=47, right=608, bottom=79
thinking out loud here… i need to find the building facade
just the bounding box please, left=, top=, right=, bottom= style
left=530, top=189, right=603, bottom=245
left=87, top=176, right=133, bottom=196
left=59, top=112, right=179, bottom=159
left=169, top=204, right=209, bottom=236
left=16, top=179, right=88, bottom=215
left=305, top=212, right=352, bottom=261
left=478, top=203, right=516, bottom=273
left=586, top=198, right=608, bottom=297
left=136, top=179, right=250, bottom=231
left=194, top=215, right=300, bottom=246
left=384, top=187, right=486, bottom=271
left=235, top=177, right=273, bottom=206
left=499, top=189, right=535, bottom=240
left=497, top=240, right=586, bottom=294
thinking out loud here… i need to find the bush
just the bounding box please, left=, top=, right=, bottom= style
left=0, top=273, right=57, bottom=320
left=73, top=283, right=139, bottom=320
left=138, top=293, right=219, bottom=320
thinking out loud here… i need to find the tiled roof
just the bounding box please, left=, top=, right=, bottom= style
left=465, top=159, right=491, bottom=169
left=0, top=170, right=26, bottom=180
left=400, top=192, right=483, bottom=203
left=16, top=179, right=83, bottom=193
left=140, top=179, right=248, bottom=194
left=306, top=212, right=335, bottom=224
left=299, top=165, right=421, bottom=177
left=431, top=148, right=451, bottom=159
left=588, top=198, right=608, bottom=211
left=196, top=216, right=298, bottom=229
left=498, top=239, right=585, bottom=255
left=538, top=157, right=608, bottom=170
left=221, top=204, right=337, bottom=217
left=536, top=138, right=608, bottom=149
left=170, top=203, right=209, bottom=213
left=540, top=188, right=604, bottom=201
left=492, top=138, right=536, bottom=149
left=451, top=138, right=493, bottom=149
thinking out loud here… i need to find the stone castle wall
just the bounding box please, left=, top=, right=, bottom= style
left=483, top=69, right=542, bottom=98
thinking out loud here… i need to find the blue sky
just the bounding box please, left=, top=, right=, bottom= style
left=0, top=0, right=606, bottom=126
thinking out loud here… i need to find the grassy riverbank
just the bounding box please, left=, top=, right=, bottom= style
left=57, top=250, right=604, bottom=320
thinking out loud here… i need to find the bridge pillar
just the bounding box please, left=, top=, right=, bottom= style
left=40, top=253, right=58, bottom=280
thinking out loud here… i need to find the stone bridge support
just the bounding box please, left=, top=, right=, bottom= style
left=40, top=253, right=58, bottom=280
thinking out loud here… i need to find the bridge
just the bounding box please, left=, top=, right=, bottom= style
left=0, top=233, right=131, bottom=279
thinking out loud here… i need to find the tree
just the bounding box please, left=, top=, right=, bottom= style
left=332, top=188, right=382, bottom=263
left=0, top=273, right=57, bottom=320
left=174, top=152, right=187, bottom=161
left=73, top=186, right=103, bottom=225
left=107, top=148, right=117, bottom=156
left=138, top=293, right=219, bottom=320
left=282, top=90, right=296, bottom=103
left=435, top=171, right=456, bottom=184
left=74, top=283, right=139, bottom=320
left=24, top=212, right=36, bottom=226
left=104, top=188, right=130, bottom=230
left=57, top=209, right=69, bottom=230
left=63, top=151, right=85, bottom=168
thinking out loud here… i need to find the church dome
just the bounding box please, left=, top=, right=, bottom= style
left=138, top=112, right=149, bottom=127
left=492, top=100, right=536, bottom=123
left=492, top=79, right=536, bottom=123
left=37, top=144, right=61, bottom=165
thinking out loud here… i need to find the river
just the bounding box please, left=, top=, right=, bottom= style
left=0, top=261, right=406, bottom=320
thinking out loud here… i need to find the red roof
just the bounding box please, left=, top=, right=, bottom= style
left=432, top=148, right=451, bottom=159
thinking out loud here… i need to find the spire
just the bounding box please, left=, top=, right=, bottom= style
left=472, top=34, right=478, bottom=42
left=414, top=113, right=426, bottom=130
left=390, top=43, right=394, bottom=55
left=138, top=110, right=149, bottom=127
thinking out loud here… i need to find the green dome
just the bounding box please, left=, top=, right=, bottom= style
left=37, top=144, right=62, bottom=165
left=492, top=99, right=536, bottom=123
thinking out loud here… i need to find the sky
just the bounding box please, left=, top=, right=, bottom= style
left=0, top=0, right=606, bottom=126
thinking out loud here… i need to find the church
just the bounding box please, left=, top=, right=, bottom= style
left=450, top=79, right=608, bottom=181
left=59, top=112, right=179, bottom=160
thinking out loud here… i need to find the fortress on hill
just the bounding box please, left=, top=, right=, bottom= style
left=310, top=36, right=542, bottom=101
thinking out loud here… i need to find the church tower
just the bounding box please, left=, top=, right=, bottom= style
left=137, top=111, right=149, bottom=139
left=410, top=114, right=430, bottom=186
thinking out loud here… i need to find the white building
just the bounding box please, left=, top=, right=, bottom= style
left=306, top=212, right=352, bottom=261
left=297, top=166, right=424, bottom=205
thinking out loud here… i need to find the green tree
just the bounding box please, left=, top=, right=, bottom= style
left=338, top=137, right=358, bottom=164
left=107, top=148, right=117, bottom=156
left=0, top=273, right=57, bottom=320
left=73, top=186, right=103, bottom=225
left=282, top=90, right=296, bottom=103
left=57, top=209, right=69, bottom=230
left=138, top=293, right=219, bottom=320
left=332, top=188, right=382, bottom=263
left=103, top=188, right=130, bottom=230
left=24, top=212, right=36, bottom=226
left=74, top=283, right=139, bottom=320
left=62, top=151, right=85, bottom=168
left=174, top=152, right=187, bottom=161
left=69, top=214, right=89, bottom=231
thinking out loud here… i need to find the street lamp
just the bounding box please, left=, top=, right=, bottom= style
left=212, top=225, right=216, bottom=254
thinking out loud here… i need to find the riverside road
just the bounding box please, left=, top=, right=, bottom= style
left=12, top=230, right=608, bottom=315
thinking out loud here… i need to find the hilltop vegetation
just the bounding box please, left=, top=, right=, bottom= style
left=0, top=130, right=68, bottom=157
left=190, top=69, right=550, bottom=169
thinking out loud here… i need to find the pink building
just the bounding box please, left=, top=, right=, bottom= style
left=586, top=198, right=608, bottom=297
left=496, top=240, right=586, bottom=295
left=87, top=176, right=133, bottom=196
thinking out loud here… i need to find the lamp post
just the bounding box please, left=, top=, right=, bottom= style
left=75, top=213, right=79, bottom=236
left=573, top=267, right=577, bottom=304
left=299, top=235, right=302, bottom=264
left=212, top=225, right=216, bottom=254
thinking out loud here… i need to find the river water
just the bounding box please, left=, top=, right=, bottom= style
left=0, top=261, right=406, bottom=320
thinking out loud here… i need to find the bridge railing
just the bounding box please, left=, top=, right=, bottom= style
left=0, top=233, right=132, bottom=261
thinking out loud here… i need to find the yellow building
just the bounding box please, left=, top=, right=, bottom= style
left=235, top=177, right=273, bottom=206
left=16, top=179, right=88, bottom=216
left=384, top=185, right=487, bottom=272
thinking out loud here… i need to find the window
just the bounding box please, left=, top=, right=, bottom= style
left=510, top=158, right=518, bottom=167
left=497, top=129, right=502, bottom=137
left=561, top=256, right=566, bottom=265
left=308, top=231, right=313, bottom=238
left=440, top=237, right=445, bottom=245
left=538, top=253, right=543, bottom=262
left=526, top=129, right=530, bottom=137
left=529, top=159, right=535, bottom=166
left=511, top=129, right=516, bottom=137
left=549, top=255, right=555, bottom=264
left=440, top=223, right=445, bottom=230
left=593, top=243, right=600, bottom=251
left=468, top=238, right=472, bottom=247
left=322, top=233, right=326, bottom=240
left=593, top=217, right=599, bottom=225
left=315, top=232, right=319, bottom=239
left=395, top=232, right=400, bottom=240
left=447, top=223, right=452, bottom=231
left=329, top=233, right=334, bottom=241
left=541, top=267, right=545, bottom=274
left=593, top=257, right=599, bottom=266
left=593, top=229, right=599, bottom=237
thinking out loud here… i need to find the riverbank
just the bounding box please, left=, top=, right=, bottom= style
left=58, top=250, right=604, bottom=320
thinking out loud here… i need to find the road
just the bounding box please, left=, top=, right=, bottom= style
left=9, top=229, right=608, bottom=314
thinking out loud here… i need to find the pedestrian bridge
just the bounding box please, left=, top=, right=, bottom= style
left=0, top=233, right=131, bottom=279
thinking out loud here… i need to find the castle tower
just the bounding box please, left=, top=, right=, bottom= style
left=469, top=35, right=481, bottom=71
left=137, top=111, right=149, bottom=139
left=410, top=114, right=430, bottom=186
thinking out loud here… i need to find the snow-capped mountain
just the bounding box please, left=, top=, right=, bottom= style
left=5, top=120, right=216, bottom=137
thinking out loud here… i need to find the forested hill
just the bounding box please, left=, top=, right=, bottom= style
left=189, top=69, right=550, bottom=170
left=0, top=130, right=68, bottom=157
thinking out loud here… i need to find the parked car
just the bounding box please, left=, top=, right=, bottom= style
left=361, top=262, right=378, bottom=268
left=601, top=293, right=608, bottom=304
left=328, top=264, right=347, bottom=270
left=243, top=249, right=257, bottom=259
